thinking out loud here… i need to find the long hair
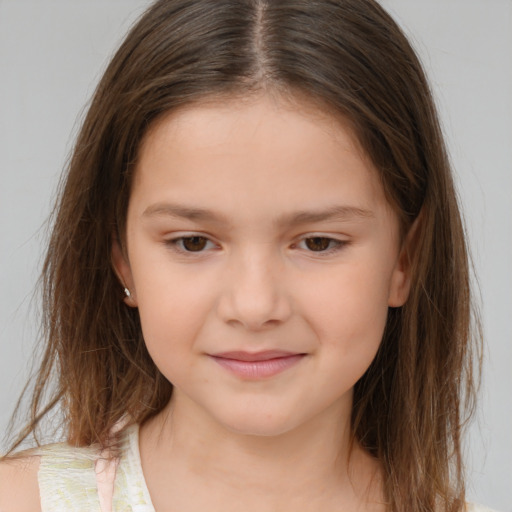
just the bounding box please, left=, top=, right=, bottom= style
left=4, top=1, right=481, bottom=510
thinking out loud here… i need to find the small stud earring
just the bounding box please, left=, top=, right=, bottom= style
left=124, top=287, right=131, bottom=298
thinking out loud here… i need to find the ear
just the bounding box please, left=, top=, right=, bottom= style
left=112, top=239, right=138, bottom=307
left=388, top=216, right=420, bottom=308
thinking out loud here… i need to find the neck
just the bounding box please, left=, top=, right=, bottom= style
left=139, top=391, right=385, bottom=512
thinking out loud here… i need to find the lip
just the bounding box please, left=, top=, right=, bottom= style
left=210, top=350, right=305, bottom=379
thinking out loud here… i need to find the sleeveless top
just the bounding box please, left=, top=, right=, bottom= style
left=38, top=423, right=155, bottom=511
left=37, top=424, right=497, bottom=512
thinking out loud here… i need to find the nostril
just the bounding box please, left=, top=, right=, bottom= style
left=225, top=315, right=283, bottom=331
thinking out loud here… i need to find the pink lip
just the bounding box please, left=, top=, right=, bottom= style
left=210, top=350, right=305, bottom=379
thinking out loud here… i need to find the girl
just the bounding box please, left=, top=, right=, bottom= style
left=0, top=0, right=492, bottom=511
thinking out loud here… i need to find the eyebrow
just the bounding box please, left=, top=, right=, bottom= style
left=142, top=202, right=374, bottom=226
left=280, top=205, right=374, bottom=225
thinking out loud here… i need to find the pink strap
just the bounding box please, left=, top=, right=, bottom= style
left=94, top=454, right=119, bottom=512
left=94, top=419, right=127, bottom=511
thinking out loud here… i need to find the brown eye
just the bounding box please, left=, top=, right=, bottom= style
left=181, top=236, right=208, bottom=252
left=304, top=237, right=332, bottom=251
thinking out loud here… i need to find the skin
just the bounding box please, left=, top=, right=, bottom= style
left=113, top=94, right=412, bottom=511
left=0, top=455, right=40, bottom=512
left=0, top=93, right=411, bottom=511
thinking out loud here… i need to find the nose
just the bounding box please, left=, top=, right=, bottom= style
left=217, top=249, right=292, bottom=331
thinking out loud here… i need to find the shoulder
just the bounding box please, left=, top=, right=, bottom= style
left=37, top=442, right=102, bottom=510
left=0, top=442, right=102, bottom=512
left=0, top=454, right=41, bottom=512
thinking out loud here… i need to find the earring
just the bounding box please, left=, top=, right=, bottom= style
left=124, top=287, right=131, bottom=298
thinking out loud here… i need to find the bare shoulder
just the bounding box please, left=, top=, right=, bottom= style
left=0, top=454, right=41, bottom=512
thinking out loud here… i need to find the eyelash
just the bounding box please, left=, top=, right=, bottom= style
left=294, top=237, right=346, bottom=255
left=165, top=234, right=347, bottom=256
left=165, top=236, right=218, bottom=254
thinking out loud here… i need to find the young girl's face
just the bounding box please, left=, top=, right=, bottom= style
left=114, top=94, right=411, bottom=437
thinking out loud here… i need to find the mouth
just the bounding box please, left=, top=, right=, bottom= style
left=209, top=350, right=306, bottom=379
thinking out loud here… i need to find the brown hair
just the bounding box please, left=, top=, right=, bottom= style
left=4, top=1, right=481, bottom=510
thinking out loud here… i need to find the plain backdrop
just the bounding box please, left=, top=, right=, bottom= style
left=0, top=1, right=511, bottom=510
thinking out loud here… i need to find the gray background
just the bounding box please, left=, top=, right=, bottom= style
left=0, top=1, right=510, bottom=510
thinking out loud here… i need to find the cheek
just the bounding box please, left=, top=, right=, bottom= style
left=137, top=285, right=211, bottom=342
left=129, top=257, right=218, bottom=373
left=299, top=259, right=392, bottom=357
left=305, top=270, right=390, bottom=401
left=136, top=294, right=210, bottom=388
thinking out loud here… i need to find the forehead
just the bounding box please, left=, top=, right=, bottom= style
left=131, top=94, right=391, bottom=223
left=139, top=93, right=365, bottom=163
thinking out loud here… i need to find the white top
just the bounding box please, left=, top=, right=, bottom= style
left=38, top=423, right=155, bottom=511
left=37, top=424, right=497, bottom=512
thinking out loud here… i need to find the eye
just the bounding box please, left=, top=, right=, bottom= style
left=168, top=236, right=216, bottom=253
left=304, top=237, right=332, bottom=251
left=297, top=236, right=345, bottom=253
